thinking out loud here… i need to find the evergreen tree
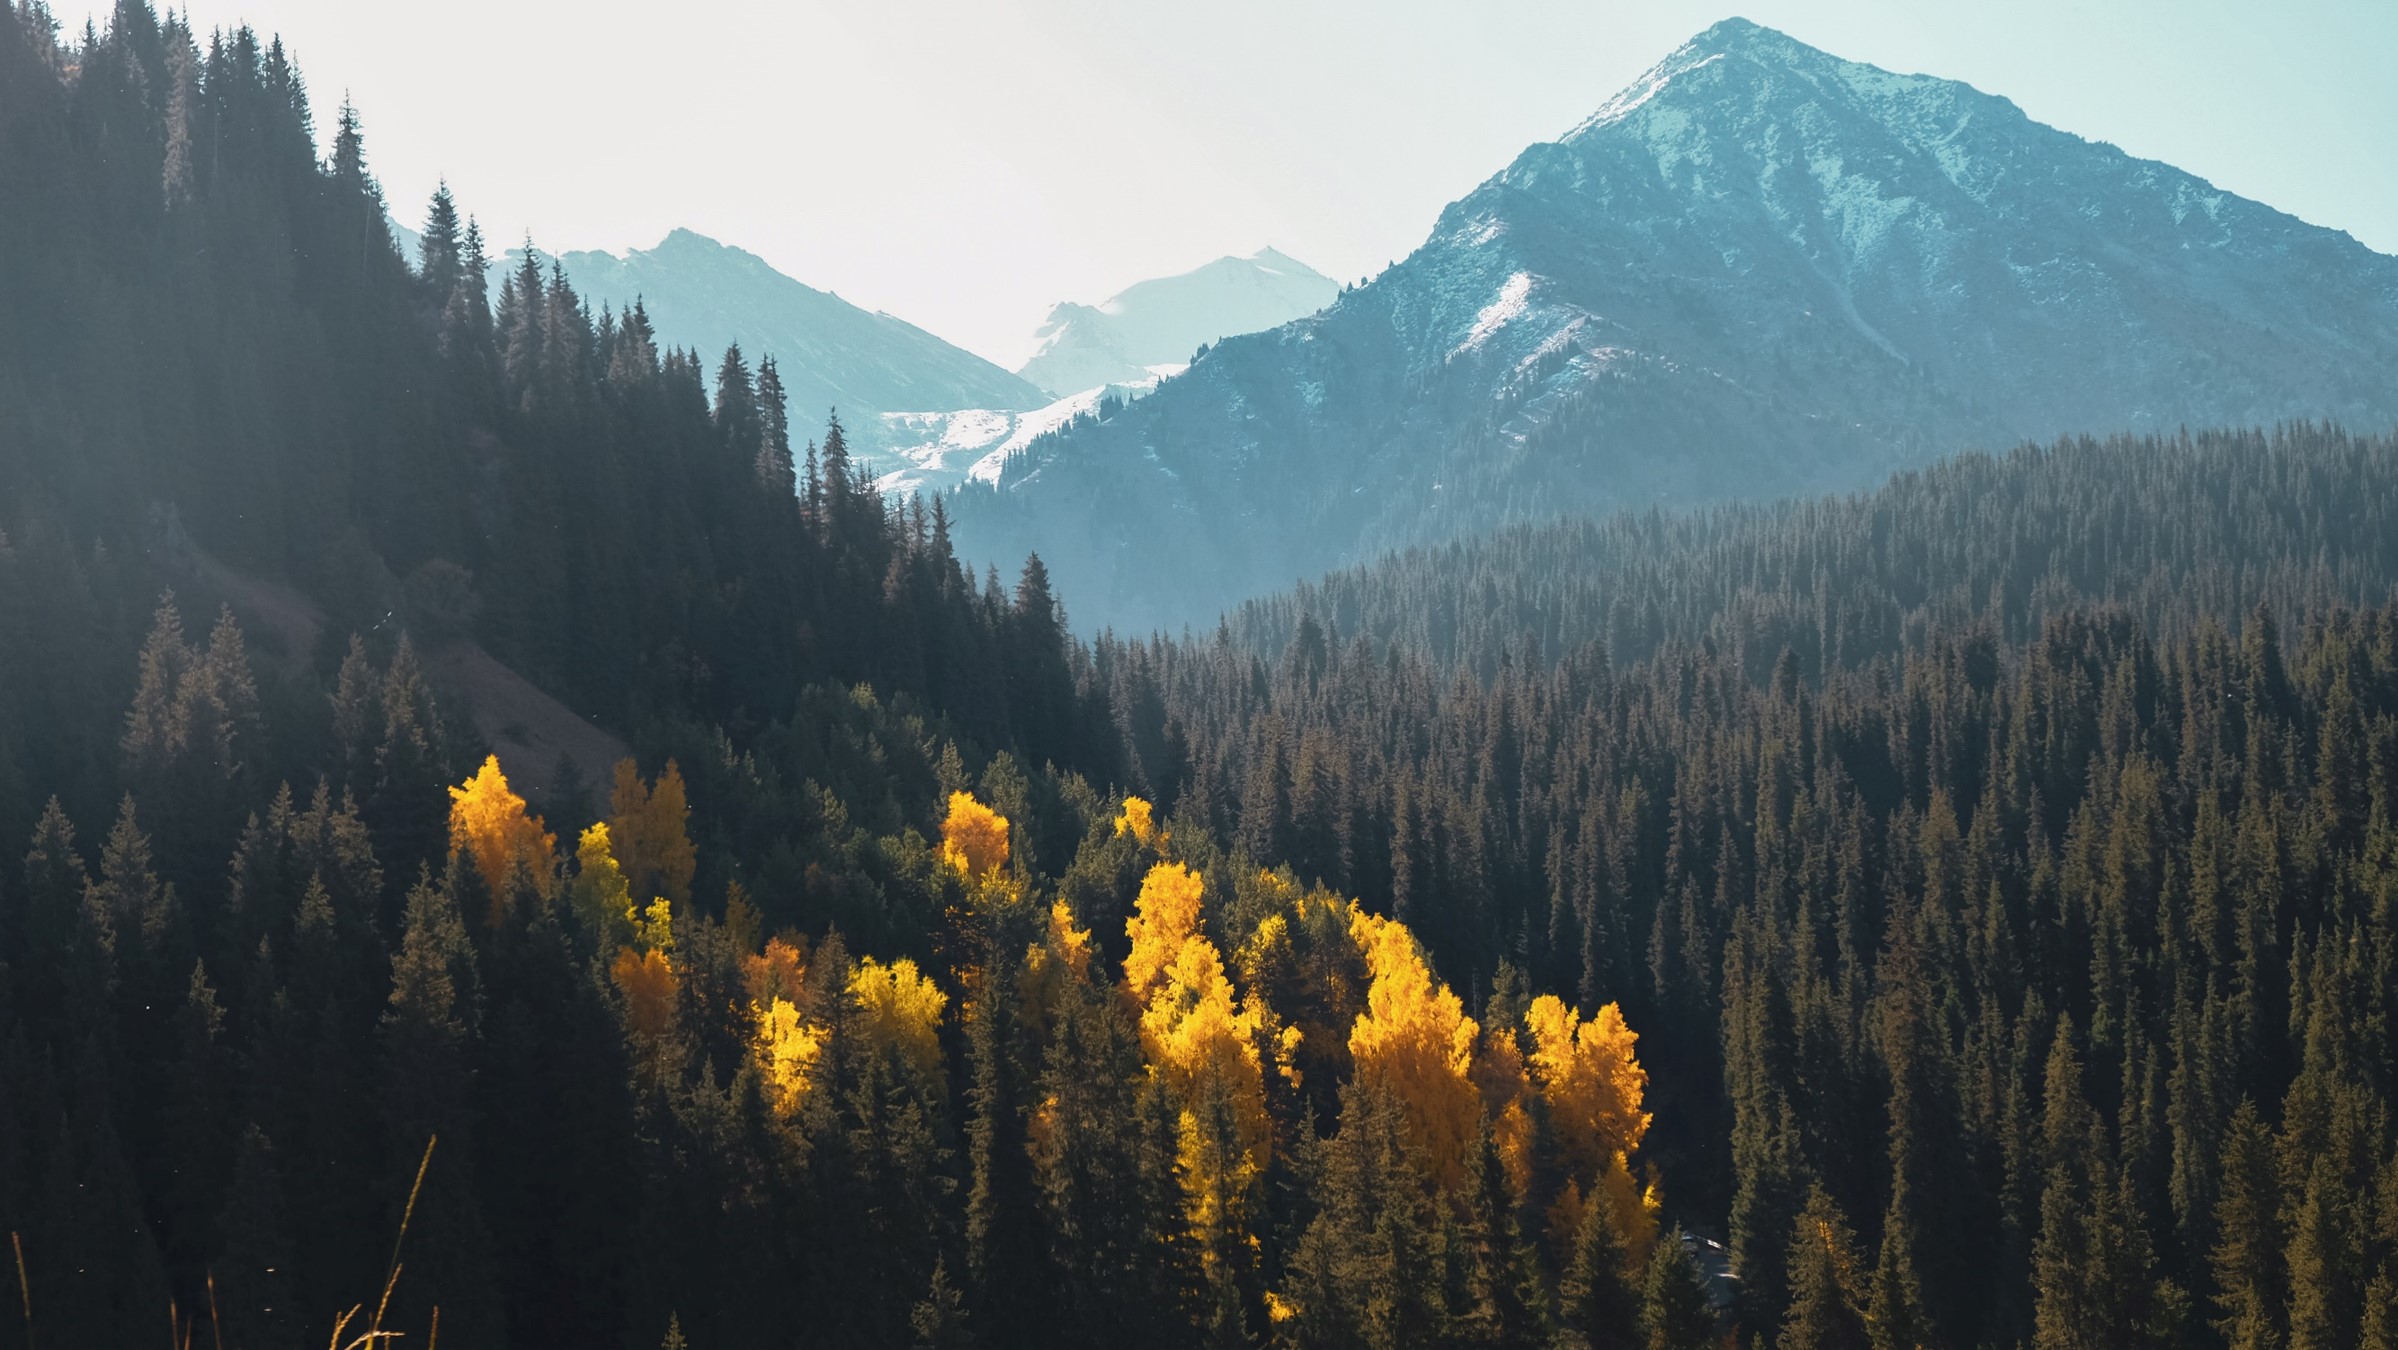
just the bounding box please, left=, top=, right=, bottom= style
left=1556, top=1181, right=1644, bottom=1350
left=1780, top=1187, right=1870, bottom=1350
left=1640, top=1230, right=1717, bottom=1350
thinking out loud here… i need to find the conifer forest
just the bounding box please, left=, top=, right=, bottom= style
left=3, top=5, right=2398, bottom=1348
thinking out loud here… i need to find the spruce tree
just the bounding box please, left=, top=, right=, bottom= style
left=2209, top=1100, right=2287, bottom=1350
left=1555, top=1186, right=1643, bottom=1350
left=1780, top=1186, right=1870, bottom=1350
left=1640, top=1230, right=1716, bottom=1350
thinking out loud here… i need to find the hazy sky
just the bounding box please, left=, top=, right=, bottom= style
left=85, top=0, right=2398, bottom=368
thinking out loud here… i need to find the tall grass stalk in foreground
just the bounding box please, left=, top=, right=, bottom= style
left=326, top=1135, right=440, bottom=1350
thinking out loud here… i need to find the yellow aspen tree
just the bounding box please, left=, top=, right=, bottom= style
left=849, top=956, right=948, bottom=1088
left=1044, top=898, right=1092, bottom=981
left=1345, top=907, right=1483, bottom=1193
left=1113, top=794, right=1160, bottom=846
left=447, top=755, right=555, bottom=909
left=609, top=758, right=697, bottom=905
left=1524, top=994, right=1657, bottom=1261
left=1124, top=860, right=1206, bottom=1000
left=1123, top=861, right=1273, bottom=1292
left=937, top=790, right=1010, bottom=881
left=754, top=996, right=823, bottom=1117
left=740, top=936, right=821, bottom=1117
left=570, top=822, right=634, bottom=949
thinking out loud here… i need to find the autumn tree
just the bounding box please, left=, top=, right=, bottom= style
left=1526, top=993, right=1656, bottom=1260
left=1346, top=907, right=1482, bottom=1194
left=941, top=789, right=1013, bottom=882
left=610, top=758, right=696, bottom=905
left=1120, top=860, right=1273, bottom=1328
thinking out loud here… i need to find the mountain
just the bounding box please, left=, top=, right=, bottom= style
left=1017, top=246, right=1340, bottom=395
left=871, top=377, right=1163, bottom=497
left=953, top=18, right=2398, bottom=634
left=527, top=229, right=1050, bottom=438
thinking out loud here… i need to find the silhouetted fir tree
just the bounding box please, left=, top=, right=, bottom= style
left=419, top=180, right=463, bottom=299
left=714, top=344, right=760, bottom=461
left=1456, top=1122, right=1548, bottom=1349
left=755, top=355, right=796, bottom=497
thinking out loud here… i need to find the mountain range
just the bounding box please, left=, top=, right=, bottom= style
left=526, top=229, right=1052, bottom=432
left=1017, top=246, right=1340, bottom=395
left=469, top=231, right=1341, bottom=481
left=949, top=17, right=2398, bottom=633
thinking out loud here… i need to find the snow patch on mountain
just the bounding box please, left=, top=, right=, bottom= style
left=1456, top=272, right=1534, bottom=356
left=873, top=378, right=1163, bottom=497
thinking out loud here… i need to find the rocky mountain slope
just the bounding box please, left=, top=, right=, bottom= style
left=953, top=18, right=2398, bottom=633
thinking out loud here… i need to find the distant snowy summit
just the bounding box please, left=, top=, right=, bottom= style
left=869, top=247, right=1341, bottom=494
left=1017, top=247, right=1339, bottom=396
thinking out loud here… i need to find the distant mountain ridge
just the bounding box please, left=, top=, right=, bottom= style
left=953, top=18, right=2398, bottom=634
left=506, top=229, right=1050, bottom=445
left=1018, top=246, right=1340, bottom=395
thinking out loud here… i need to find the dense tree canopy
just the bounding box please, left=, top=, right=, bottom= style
left=3, top=5, right=2398, bottom=1348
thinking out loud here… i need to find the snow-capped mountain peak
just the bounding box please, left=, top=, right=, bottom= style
left=948, top=20, right=2398, bottom=636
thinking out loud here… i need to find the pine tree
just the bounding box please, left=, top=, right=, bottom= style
left=1781, top=1187, right=1870, bottom=1350
left=2209, top=1101, right=2286, bottom=1350
left=1640, top=1230, right=1716, bottom=1350
left=419, top=181, right=463, bottom=299
left=1556, top=1179, right=1644, bottom=1350
left=754, top=355, right=796, bottom=496
left=330, top=94, right=367, bottom=184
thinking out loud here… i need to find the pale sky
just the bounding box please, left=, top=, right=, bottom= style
left=85, top=0, right=2398, bottom=369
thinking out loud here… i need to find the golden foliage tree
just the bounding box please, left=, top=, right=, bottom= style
left=742, top=936, right=821, bottom=1117
left=571, top=822, right=635, bottom=949
left=1123, top=860, right=1274, bottom=1295
left=937, top=790, right=1011, bottom=881
left=609, top=758, right=696, bottom=905
left=1525, top=994, right=1656, bottom=1261
left=447, top=755, right=555, bottom=911
left=1113, top=794, right=1159, bottom=847
left=1345, top=908, right=1483, bottom=1193
left=1124, top=860, right=1206, bottom=1001
left=849, top=956, right=948, bottom=1088
left=755, top=996, right=823, bottom=1117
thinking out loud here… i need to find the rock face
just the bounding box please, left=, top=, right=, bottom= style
left=952, top=18, right=2398, bottom=634
left=1017, top=247, right=1341, bottom=396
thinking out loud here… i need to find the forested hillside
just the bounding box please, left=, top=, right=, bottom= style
left=5, top=5, right=2398, bottom=1350
left=1074, top=424, right=2398, bottom=1348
